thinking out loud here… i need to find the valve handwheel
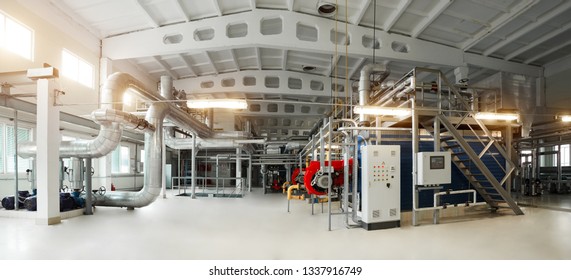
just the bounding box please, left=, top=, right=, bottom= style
left=98, top=186, right=106, bottom=195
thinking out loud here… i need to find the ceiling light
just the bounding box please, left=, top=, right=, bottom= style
left=187, top=99, right=247, bottom=109
left=559, top=115, right=571, bottom=122
left=474, top=112, right=519, bottom=121
left=353, top=106, right=411, bottom=116
left=317, top=1, right=336, bottom=16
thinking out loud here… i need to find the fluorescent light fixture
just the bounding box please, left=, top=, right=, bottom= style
left=354, top=106, right=411, bottom=116
left=474, top=112, right=519, bottom=121
left=187, top=99, right=247, bottom=109
left=559, top=115, right=571, bottom=122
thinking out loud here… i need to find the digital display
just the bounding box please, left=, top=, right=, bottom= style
left=430, top=156, right=445, bottom=170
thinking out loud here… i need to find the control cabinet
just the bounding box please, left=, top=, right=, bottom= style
left=416, top=152, right=451, bottom=185
left=360, top=145, right=400, bottom=230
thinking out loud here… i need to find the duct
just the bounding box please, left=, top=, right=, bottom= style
left=104, top=73, right=213, bottom=138
left=371, top=77, right=414, bottom=106
left=213, top=131, right=252, bottom=138
left=166, top=106, right=213, bottom=138
left=358, top=64, right=389, bottom=123
left=94, top=102, right=169, bottom=208
left=18, top=109, right=153, bottom=158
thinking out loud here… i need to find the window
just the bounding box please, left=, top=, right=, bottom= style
left=112, top=145, right=130, bottom=173
left=62, top=49, right=94, bottom=88
left=561, top=144, right=570, bottom=167
left=0, top=11, right=34, bottom=60
left=0, top=123, right=32, bottom=173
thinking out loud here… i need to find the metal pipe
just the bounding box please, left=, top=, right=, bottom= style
left=359, top=64, right=389, bottom=123
left=94, top=102, right=170, bottom=208
left=236, top=148, right=242, bottom=189
left=19, top=109, right=153, bottom=158
left=84, top=158, right=93, bottom=215
left=191, top=134, right=197, bottom=198
left=337, top=127, right=412, bottom=132
left=14, top=109, right=19, bottom=210
left=433, top=189, right=477, bottom=207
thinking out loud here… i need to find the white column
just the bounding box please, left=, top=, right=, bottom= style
left=35, top=78, right=61, bottom=225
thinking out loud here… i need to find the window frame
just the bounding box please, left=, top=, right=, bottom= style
left=61, top=48, right=94, bottom=89
left=0, top=10, right=34, bottom=60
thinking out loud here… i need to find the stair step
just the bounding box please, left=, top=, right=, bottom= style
left=445, top=143, right=462, bottom=148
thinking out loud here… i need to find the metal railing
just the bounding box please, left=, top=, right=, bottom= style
left=172, top=176, right=246, bottom=198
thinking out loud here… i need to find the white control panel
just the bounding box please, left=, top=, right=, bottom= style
left=416, top=152, right=451, bottom=185
left=360, top=145, right=400, bottom=226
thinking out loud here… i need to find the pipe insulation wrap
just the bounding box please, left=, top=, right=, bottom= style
left=94, top=102, right=170, bottom=208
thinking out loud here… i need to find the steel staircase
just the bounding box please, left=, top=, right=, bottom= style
left=417, top=74, right=523, bottom=215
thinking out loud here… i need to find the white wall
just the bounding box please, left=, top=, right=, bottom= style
left=0, top=0, right=101, bottom=117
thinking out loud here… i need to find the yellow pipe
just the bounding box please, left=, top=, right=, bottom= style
left=287, top=184, right=305, bottom=200
left=282, top=181, right=290, bottom=194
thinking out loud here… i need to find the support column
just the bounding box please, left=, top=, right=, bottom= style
left=236, top=148, right=242, bottom=189
left=34, top=76, right=61, bottom=225
left=412, top=99, right=419, bottom=226
left=433, top=117, right=440, bottom=224
left=191, top=134, right=197, bottom=198
left=84, top=158, right=93, bottom=215
left=506, top=125, right=513, bottom=194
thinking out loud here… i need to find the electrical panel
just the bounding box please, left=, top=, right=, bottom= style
left=360, top=145, right=400, bottom=230
left=416, top=152, right=451, bottom=185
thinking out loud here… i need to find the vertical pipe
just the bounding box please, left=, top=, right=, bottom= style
left=84, top=158, right=93, bottom=215
left=177, top=149, right=181, bottom=191
left=343, top=132, right=350, bottom=226
left=507, top=125, right=514, bottom=194
left=191, top=134, right=197, bottom=199
left=328, top=116, right=332, bottom=231
left=352, top=133, right=359, bottom=223
left=236, top=148, right=242, bottom=190
left=216, top=155, right=220, bottom=194
left=433, top=117, right=440, bottom=224
left=411, top=84, right=419, bottom=226
left=160, top=76, right=173, bottom=199
left=248, top=155, right=252, bottom=192
left=13, top=110, right=19, bottom=210
left=207, top=108, right=214, bottom=129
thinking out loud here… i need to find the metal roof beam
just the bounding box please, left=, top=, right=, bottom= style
left=384, top=0, right=412, bottom=32
left=461, top=0, right=538, bottom=51
left=153, top=56, right=179, bottom=79
left=505, top=22, right=571, bottom=61
left=175, top=0, right=190, bottom=22
left=212, top=0, right=222, bottom=16
left=134, top=0, right=159, bottom=28
left=483, top=1, right=571, bottom=56
left=204, top=51, right=219, bottom=74
left=411, top=0, right=452, bottom=38
left=525, top=39, right=571, bottom=64
left=351, top=0, right=371, bottom=25
left=103, top=9, right=542, bottom=77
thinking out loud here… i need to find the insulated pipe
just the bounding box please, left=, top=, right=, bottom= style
left=94, top=102, right=170, bottom=208
left=18, top=109, right=153, bottom=158
left=371, top=77, right=413, bottom=106
left=358, top=64, right=389, bottom=123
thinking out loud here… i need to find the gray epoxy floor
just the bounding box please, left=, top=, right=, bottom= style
left=1, top=188, right=570, bottom=260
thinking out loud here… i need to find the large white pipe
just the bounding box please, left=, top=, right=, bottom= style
left=94, top=102, right=170, bottom=208
left=358, top=64, right=389, bottom=124
left=18, top=109, right=153, bottom=158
